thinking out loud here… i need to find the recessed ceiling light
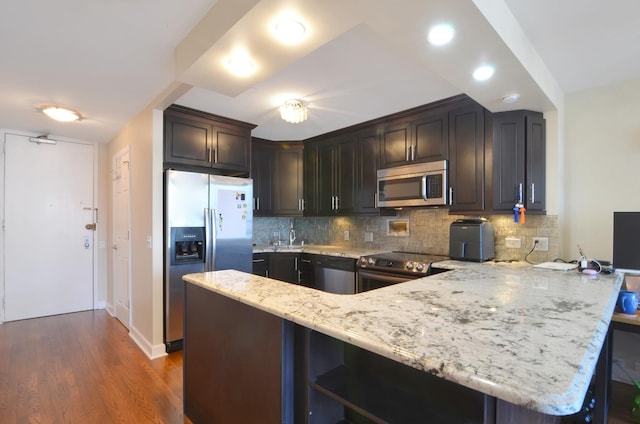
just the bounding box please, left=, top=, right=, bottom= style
left=428, top=24, right=455, bottom=46
left=273, top=18, right=306, bottom=44
left=226, top=54, right=255, bottom=77
left=40, top=105, right=82, bottom=122
left=473, top=65, right=495, bottom=81
left=501, top=93, right=520, bottom=104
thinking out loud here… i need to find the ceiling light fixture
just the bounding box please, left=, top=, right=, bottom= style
left=501, top=93, right=520, bottom=104
left=280, top=99, right=308, bottom=123
left=428, top=24, right=455, bottom=46
left=473, top=65, right=495, bottom=81
left=40, top=105, right=81, bottom=122
left=273, top=18, right=306, bottom=44
left=226, top=54, right=255, bottom=77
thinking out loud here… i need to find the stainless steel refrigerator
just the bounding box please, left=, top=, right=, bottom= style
left=164, top=169, right=253, bottom=352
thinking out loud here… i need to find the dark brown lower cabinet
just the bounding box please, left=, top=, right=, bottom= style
left=184, top=283, right=293, bottom=424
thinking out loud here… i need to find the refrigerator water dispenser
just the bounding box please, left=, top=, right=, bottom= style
left=170, top=227, right=205, bottom=265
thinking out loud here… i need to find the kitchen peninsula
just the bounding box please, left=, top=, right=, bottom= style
left=182, top=261, right=622, bottom=423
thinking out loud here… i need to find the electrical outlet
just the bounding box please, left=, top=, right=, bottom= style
left=344, top=230, right=350, bottom=241
left=505, top=237, right=522, bottom=249
left=364, top=231, right=373, bottom=242
left=533, top=237, right=549, bottom=251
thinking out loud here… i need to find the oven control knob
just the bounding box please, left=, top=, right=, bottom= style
left=406, top=261, right=414, bottom=270
left=416, top=263, right=425, bottom=272
left=367, top=258, right=375, bottom=266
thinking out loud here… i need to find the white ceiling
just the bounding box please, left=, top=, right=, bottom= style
left=1, top=0, right=639, bottom=143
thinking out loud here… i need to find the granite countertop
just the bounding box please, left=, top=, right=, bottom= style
left=252, top=244, right=387, bottom=259
left=183, top=261, right=622, bottom=416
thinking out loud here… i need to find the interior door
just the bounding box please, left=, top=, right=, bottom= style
left=112, top=147, right=131, bottom=328
left=4, top=133, right=95, bottom=321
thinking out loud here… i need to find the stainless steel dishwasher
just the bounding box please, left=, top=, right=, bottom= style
left=313, top=255, right=356, bottom=294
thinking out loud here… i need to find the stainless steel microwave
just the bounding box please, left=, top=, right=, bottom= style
left=376, top=160, right=448, bottom=208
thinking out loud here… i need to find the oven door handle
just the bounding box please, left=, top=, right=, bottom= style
left=358, top=270, right=412, bottom=289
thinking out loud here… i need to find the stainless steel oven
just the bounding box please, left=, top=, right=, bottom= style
left=357, top=252, right=449, bottom=293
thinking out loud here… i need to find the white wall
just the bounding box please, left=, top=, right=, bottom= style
left=563, top=77, right=640, bottom=263
left=107, top=106, right=166, bottom=359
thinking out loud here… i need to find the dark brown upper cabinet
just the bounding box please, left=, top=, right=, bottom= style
left=380, top=106, right=449, bottom=168
left=448, top=100, right=487, bottom=213
left=251, top=140, right=304, bottom=217
left=251, top=139, right=274, bottom=216
left=272, top=143, right=304, bottom=216
left=492, top=110, right=546, bottom=213
left=164, top=105, right=255, bottom=175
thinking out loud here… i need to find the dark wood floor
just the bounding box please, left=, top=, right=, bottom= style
left=0, top=309, right=637, bottom=423
left=0, top=310, right=185, bottom=423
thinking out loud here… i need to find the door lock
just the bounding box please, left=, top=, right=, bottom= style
left=85, top=223, right=97, bottom=230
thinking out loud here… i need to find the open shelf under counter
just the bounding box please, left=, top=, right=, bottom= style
left=306, top=330, right=489, bottom=424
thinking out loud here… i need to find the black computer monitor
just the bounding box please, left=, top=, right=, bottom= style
left=613, top=212, right=640, bottom=273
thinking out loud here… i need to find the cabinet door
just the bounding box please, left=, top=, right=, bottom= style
left=357, top=130, right=381, bottom=214
left=449, top=102, right=485, bottom=212
left=491, top=111, right=546, bottom=213
left=492, top=113, right=525, bottom=211
left=214, top=124, right=251, bottom=173
left=303, top=143, right=319, bottom=216
left=317, top=142, right=336, bottom=215
left=269, top=253, right=299, bottom=283
left=252, top=253, right=269, bottom=277
left=273, top=146, right=304, bottom=216
left=336, top=138, right=357, bottom=215
left=413, top=110, right=449, bottom=162
left=526, top=114, right=546, bottom=212
left=164, top=112, right=212, bottom=167
left=380, top=121, right=411, bottom=168
left=251, top=140, right=274, bottom=216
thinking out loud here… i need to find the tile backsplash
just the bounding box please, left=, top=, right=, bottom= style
left=254, top=208, right=559, bottom=263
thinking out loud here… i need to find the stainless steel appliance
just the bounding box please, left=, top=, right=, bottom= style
left=164, top=169, right=253, bottom=352
left=376, top=160, right=448, bottom=208
left=313, top=255, right=356, bottom=294
left=449, top=218, right=494, bottom=262
left=357, top=252, right=449, bottom=292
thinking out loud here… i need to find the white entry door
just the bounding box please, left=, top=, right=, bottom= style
left=112, top=147, right=131, bottom=328
left=4, top=133, right=95, bottom=321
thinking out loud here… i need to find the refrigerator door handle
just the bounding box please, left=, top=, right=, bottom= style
left=204, top=208, right=215, bottom=271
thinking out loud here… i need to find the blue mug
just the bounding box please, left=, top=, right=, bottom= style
left=617, top=290, right=639, bottom=314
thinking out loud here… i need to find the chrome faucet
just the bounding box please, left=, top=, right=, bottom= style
left=289, top=220, right=296, bottom=246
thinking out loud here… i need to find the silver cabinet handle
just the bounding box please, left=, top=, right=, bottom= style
left=406, top=146, right=410, bottom=162
left=335, top=196, right=339, bottom=210
left=301, top=198, right=305, bottom=211
left=519, top=183, right=523, bottom=203
left=411, top=144, right=416, bottom=161
left=449, top=187, right=453, bottom=205
left=531, top=183, right=535, bottom=204
left=331, top=196, right=335, bottom=210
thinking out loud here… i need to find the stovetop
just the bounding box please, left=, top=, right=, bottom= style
left=358, top=251, right=449, bottom=275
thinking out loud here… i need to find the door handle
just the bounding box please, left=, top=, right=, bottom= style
left=85, top=223, right=96, bottom=230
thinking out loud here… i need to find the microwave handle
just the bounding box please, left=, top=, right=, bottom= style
left=421, top=174, right=428, bottom=200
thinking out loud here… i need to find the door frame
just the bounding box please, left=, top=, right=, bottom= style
left=111, top=145, right=132, bottom=328
left=0, top=129, right=99, bottom=323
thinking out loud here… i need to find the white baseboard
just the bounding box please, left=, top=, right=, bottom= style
left=104, top=303, right=115, bottom=317
left=129, top=324, right=168, bottom=360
